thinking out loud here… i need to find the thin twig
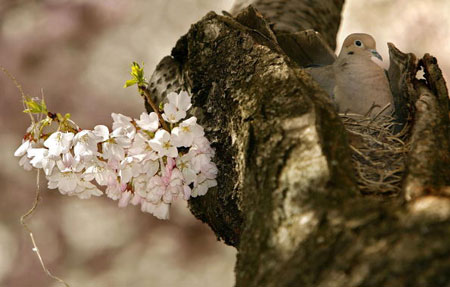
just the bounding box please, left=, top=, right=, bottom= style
left=20, top=171, right=70, bottom=287
left=2, top=66, right=70, bottom=286
left=139, top=86, right=169, bottom=131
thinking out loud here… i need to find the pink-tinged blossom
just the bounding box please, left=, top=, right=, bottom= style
left=191, top=153, right=213, bottom=173
left=183, top=185, right=191, bottom=200
left=105, top=177, right=127, bottom=200
left=142, top=175, right=166, bottom=204
left=14, top=90, right=218, bottom=221
left=191, top=173, right=217, bottom=197
left=19, top=155, right=33, bottom=171
left=149, top=129, right=178, bottom=158
left=176, top=153, right=196, bottom=184
left=44, top=132, right=74, bottom=157
left=83, top=159, right=115, bottom=186
left=130, top=193, right=143, bottom=206
left=119, top=156, right=143, bottom=184
left=164, top=168, right=184, bottom=203
left=136, top=112, right=159, bottom=132
left=190, top=136, right=215, bottom=156
left=191, top=162, right=218, bottom=197
left=47, top=169, right=79, bottom=194
left=74, top=179, right=103, bottom=199
left=171, top=117, right=204, bottom=147
left=141, top=201, right=170, bottom=220
left=118, top=191, right=132, bottom=207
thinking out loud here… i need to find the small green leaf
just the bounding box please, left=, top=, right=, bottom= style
left=23, top=97, right=48, bottom=114
left=124, top=79, right=138, bottom=88
left=124, top=62, right=146, bottom=88
left=56, top=113, right=64, bottom=122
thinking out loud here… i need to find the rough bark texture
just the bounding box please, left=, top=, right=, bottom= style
left=145, top=4, right=450, bottom=287
left=403, top=55, right=450, bottom=200
left=230, top=0, right=345, bottom=50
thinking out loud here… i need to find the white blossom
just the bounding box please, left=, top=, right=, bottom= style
left=15, top=140, right=33, bottom=171
left=47, top=169, right=79, bottom=194
left=73, top=130, right=100, bottom=160
left=171, top=117, right=204, bottom=147
left=74, top=179, right=103, bottom=199
left=93, top=125, right=109, bottom=142
left=119, top=156, right=143, bottom=184
left=176, top=154, right=196, bottom=184
left=136, top=112, right=159, bottom=132
left=83, top=159, right=115, bottom=186
left=14, top=140, right=32, bottom=157
left=168, top=91, right=192, bottom=111
left=162, top=91, right=192, bottom=123
left=149, top=129, right=178, bottom=158
left=44, top=132, right=74, bottom=157
left=19, top=155, right=33, bottom=171
left=192, top=173, right=217, bottom=197
left=15, top=90, right=217, bottom=221
left=141, top=201, right=170, bottom=220
left=111, top=113, right=135, bottom=139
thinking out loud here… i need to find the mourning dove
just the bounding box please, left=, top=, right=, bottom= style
left=305, top=33, right=393, bottom=117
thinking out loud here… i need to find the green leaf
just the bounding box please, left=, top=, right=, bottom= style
left=124, top=79, right=138, bottom=88
left=23, top=97, right=48, bottom=114
left=124, top=62, right=146, bottom=88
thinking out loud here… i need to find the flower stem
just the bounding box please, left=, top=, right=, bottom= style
left=139, top=86, right=169, bottom=131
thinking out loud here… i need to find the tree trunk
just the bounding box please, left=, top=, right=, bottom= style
left=145, top=2, right=450, bottom=286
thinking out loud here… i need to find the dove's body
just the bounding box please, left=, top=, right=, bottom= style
left=306, top=33, right=393, bottom=117
left=333, top=52, right=392, bottom=115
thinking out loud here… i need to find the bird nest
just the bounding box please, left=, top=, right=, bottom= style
left=340, top=110, right=410, bottom=196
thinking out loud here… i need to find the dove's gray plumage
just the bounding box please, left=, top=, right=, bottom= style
left=305, top=33, right=393, bottom=117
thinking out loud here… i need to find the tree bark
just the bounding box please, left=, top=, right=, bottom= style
left=145, top=3, right=450, bottom=286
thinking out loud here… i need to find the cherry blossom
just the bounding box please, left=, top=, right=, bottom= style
left=44, top=131, right=74, bottom=157
left=162, top=91, right=192, bottom=123
left=73, top=130, right=100, bottom=160
left=15, top=90, right=217, bottom=220
left=149, top=129, right=178, bottom=158
left=14, top=140, right=32, bottom=157
left=171, top=117, right=204, bottom=147
left=136, top=112, right=159, bottom=132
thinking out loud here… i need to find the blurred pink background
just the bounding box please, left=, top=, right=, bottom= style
left=1, top=1, right=449, bottom=286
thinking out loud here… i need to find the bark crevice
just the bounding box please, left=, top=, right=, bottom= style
left=144, top=5, right=450, bottom=286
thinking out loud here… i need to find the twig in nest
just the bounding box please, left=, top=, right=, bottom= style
left=342, top=113, right=409, bottom=195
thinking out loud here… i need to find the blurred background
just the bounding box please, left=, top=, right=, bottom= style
left=0, top=0, right=449, bottom=286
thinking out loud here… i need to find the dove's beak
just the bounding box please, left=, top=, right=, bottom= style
left=370, top=49, right=383, bottom=61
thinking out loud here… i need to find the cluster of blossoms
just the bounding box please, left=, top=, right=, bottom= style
left=14, top=91, right=217, bottom=219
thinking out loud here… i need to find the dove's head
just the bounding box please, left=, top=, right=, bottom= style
left=338, top=33, right=382, bottom=61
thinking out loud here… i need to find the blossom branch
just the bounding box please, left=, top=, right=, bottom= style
left=139, top=85, right=170, bottom=131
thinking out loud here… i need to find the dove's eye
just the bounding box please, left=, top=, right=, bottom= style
left=354, top=40, right=363, bottom=47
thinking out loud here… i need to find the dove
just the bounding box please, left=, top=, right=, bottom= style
left=305, top=33, right=393, bottom=117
